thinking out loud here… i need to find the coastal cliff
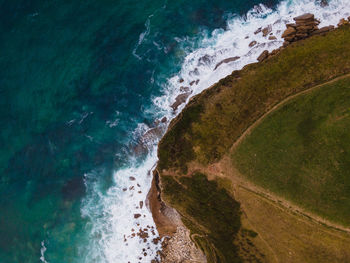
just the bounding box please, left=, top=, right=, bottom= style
left=150, top=16, right=350, bottom=263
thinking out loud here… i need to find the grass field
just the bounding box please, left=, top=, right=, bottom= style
left=232, top=76, right=350, bottom=226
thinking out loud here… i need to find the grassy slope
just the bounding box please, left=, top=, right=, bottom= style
left=161, top=173, right=242, bottom=262
left=232, top=76, right=350, bottom=226
left=157, top=25, right=350, bottom=262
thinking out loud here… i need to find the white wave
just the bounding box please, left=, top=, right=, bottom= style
left=81, top=149, right=161, bottom=263
left=81, top=0, right=350, bottom=262
left=133, top=18, right=151, bottom=60
left=40, top=241, right=49, bottom=263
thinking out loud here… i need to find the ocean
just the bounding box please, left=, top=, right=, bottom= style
left=0, top=0, right=349, bottom=262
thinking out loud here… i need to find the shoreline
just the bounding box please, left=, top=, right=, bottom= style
left=148, top=14, right=350, bottom=262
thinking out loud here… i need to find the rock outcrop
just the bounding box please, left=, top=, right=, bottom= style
left=171, top=92, right=191, bottom=111
left=255, top=14, right=349, bottom=64
left=281, top=13, right=320, bottom=44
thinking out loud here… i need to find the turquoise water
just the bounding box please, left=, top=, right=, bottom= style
left=4, top=0, right=341, bottom=262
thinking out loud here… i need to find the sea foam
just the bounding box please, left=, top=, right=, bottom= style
left=80, top=0, right=350, bottom=262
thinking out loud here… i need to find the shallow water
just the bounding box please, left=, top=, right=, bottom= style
left=0, top=0, right=349, bottom=262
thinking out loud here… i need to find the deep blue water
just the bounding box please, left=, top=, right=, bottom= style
left=0, top=0, right=282, bottom=262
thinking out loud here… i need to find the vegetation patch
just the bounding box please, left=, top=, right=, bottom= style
left=232, top=76, right=350, bottom=226
left=161, top=173, right=242, bottom=262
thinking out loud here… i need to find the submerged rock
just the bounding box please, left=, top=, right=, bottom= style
left=249, top=40, right=257, bottom=47
left=134, top=214, right=142, bottom=219
left=214, top=56, right=240, bottom=70
left=320, top=0, right=328, bottom=7
left=180, top=86, right=190, bottom=92
left=338, top=18, right=349, bottom=27
left=254, top=27, right=262, bottom=34
left=262, top=25, right=272, bottom=37
left=197, top=54, right=214, bottom=66
left=171, top=92, right=191, bottom=111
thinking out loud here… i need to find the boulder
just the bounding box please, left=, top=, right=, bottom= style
left=257, top=50, right=269, bottom=62
left=214, top=56, right=240, bottom=70
left=262, top=25, right=272, bottom=37
left=268, top=35, right=277, bottom=40
left=249, top=40, right=257, bottom=47
left=310, top=25, right=334, bottom=36
left=293, top=13, right=314, bottom=22
left=338, top=18, right=349, bottom=27
left=161, top=117, right=167, bottom=123
left=282, top=27, right=296, bottom=38
left=295, top=21, right=319, bottom=27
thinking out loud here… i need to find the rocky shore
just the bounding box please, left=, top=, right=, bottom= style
left=147, top=13, right=350, bottom=263
left=147, top=171, right=206, bottom=262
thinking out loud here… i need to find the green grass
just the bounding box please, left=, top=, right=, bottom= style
left=232, top=76, right=350, bottom=226
left=158, top=25, right=350, bottom=172
left=161, top=173, right=242, bottom=262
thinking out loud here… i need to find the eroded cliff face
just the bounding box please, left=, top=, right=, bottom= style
left=150, top=17, right=350, bottom=263
left=147, top=171, right=206, bottom=263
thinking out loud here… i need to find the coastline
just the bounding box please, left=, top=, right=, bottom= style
left=148, top=14, right=350, bottom=262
